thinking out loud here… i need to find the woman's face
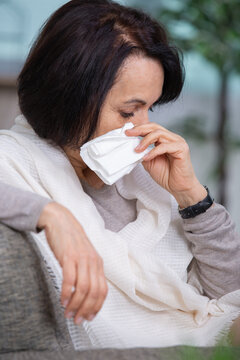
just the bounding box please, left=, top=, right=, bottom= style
left=64, top=55, right=164, bottom=184
left=93, top=55, right=164, bottom=138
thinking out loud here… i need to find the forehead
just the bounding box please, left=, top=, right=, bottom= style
left=109, top=55, right=164, bottom=103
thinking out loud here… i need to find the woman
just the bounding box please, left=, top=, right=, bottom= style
left=0, top=0, right=239, bottom=349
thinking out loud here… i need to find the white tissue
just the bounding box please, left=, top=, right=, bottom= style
left=80, top=122, right=152, bottom=185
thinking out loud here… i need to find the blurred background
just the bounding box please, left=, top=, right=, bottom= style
left=0, top=0, right=239, bottom=231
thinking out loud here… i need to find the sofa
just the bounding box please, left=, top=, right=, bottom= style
left=0, top=223, right=239, bottom=359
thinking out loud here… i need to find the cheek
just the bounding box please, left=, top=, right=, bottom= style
left=94, top=110, right=125, bottom=138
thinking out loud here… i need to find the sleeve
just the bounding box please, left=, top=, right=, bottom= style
left=183, top=202, right=240, bottom=299
left=0, top=136, right=53, bottom=232
left=0, top=181, right=52, bottom=232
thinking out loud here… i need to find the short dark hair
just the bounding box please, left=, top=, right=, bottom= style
left=18, top=0, right=184, bottom=148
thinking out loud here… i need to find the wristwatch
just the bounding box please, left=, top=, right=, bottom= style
left=178, top=185, right=214, bottom=219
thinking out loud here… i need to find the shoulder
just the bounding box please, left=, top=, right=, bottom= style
left=0, top=130, right=34, bottom=171
left=0, top=128, right=32, bottom=158
left=0, top=129, right=41, bottom=190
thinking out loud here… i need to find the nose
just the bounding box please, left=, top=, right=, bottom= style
left=134, top=110, right=150, bottom=126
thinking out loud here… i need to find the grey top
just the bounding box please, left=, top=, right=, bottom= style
left=81, top=179, right=137, bottom=232
left=0, top=180, right=240, bottom=300
left=0, top=182, right=51, bottom=232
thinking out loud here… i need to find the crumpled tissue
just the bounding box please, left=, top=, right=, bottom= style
left=80, top=122, right=152, bottom=185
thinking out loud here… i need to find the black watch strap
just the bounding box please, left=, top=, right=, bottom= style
left=178, top=185, right=214, bottom=219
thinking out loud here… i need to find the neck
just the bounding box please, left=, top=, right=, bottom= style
left=82, top=167, right=105, bottom=189
left=63, top=146, right=105, bottom=189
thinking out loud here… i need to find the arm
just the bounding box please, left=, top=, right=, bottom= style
left=183, top=202, right=240, bottom=299
left=0, top=181, right=51, bottom=232
left=0, top=181, right=107, bottom=324
left=37, top=202, right=108, bottom=324
left=125, top=123, right=240, bottom=301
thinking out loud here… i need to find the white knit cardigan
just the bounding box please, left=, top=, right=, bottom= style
left=0, top=115, right=239, bottom=349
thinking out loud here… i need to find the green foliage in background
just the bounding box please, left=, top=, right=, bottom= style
left=178, top=345, right=240, bottom=360
left=157, top=0, right=240, bottom=73
left=169, top=330, right=239, bottom=359
left=129, top=0, right=240, bottom=206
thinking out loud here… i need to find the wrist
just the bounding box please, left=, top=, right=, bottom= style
left=37, top=201, right=58, bottom=230
left=172, top=182, right=207, bottom=209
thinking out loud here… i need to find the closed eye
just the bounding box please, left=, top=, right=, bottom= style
left=120, top=106, right=154, bottom=119
left=120, top=111, right=134, bottom=118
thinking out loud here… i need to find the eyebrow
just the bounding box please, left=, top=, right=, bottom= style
left=123, top=98, right=147, bottom=105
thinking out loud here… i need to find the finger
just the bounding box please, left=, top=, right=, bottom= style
left=143, top=141, right=188, bottom=161
left=90, top=257, right=108, bottom=316
left=135, top=130, right=176, bottom=152
left=74, top=256, right=100, bottom=323
left=91, top=274, right=108, bottom=317
left=65, top=256, right=89, bottom=318
left=126, top=123, right=184, bottom=144
left=125, top=122, right=169, bottom=136
left=61, top=257, right=77, bottom=307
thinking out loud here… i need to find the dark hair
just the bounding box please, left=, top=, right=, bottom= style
left=18, top=0, right=184, bottom=148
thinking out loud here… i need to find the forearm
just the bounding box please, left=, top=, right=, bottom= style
left=0, top=182, right=52, bottom=232
left=182, top=203, right=240, bottom=299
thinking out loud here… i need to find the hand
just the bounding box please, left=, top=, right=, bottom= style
left=37, top=202, right=108, bottom=325
left=125, top=123, right=207, bottom=208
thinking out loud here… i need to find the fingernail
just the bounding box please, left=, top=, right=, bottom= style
left=75, top=316, right=84, bottom=325
left=87, top=314, right=95, bottom=321
left=65, top=311, right=74, bottom=319
left=135, top=144, right=142, bottom=150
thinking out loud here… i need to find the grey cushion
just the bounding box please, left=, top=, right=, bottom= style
left=0, top=224, right=73, bottom=353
